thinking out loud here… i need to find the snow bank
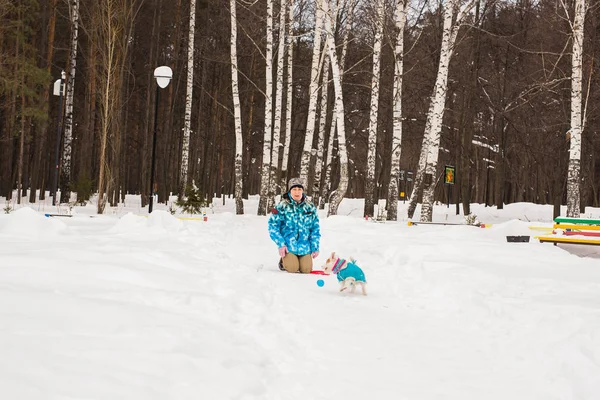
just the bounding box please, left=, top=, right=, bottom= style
left=109, top=211, right=186, bottom=235
left=0, top=207, right=67, bottom=237
left=487, top=219, right=540, bottom=240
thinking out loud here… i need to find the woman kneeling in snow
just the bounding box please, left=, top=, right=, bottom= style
left=268, top=178, right=321, bottom=273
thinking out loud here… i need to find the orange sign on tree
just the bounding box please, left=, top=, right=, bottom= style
left=444, top=165, right=455, bottom=185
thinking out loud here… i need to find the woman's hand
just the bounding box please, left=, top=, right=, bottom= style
left=278, top=246, right=288, bottom=258
left=311, top=251, right=319, bottom=259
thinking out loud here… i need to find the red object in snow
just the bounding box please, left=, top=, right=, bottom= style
left=310, top=270, right=329, bottom=275
left=564, top=231, right=600, bottom=237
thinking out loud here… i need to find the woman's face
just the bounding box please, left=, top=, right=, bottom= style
left=290, top=187, right=303, bottom=201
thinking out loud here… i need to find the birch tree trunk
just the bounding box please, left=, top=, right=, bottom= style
left=230, top=0, right=244, bottom=214
left=363, top=0, right=385, bottom=218
left=320, top=112, right=335, bottom=210
left=566, top=0, right=585, bottom=218
left=269, top=0, right=287, bottom=202
left=280, top=0, right=294, bottom=190
left=320, top=0, right=354, bottom=209
left=406, top=0, right=476, bottom=222
left=312, top=50, right=329, bottom=207
left=180, top=0, right=197, bottom=198
left=257, top=0, right=274, bottom=215
left=299, top=0, right=324, bottom=183
left=323, top=0, right=348, bottom=216
left=386, top=0, right=407, bottom=221
left=60, top=0, right=80, bottom=204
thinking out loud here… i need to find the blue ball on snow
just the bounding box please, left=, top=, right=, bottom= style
left=316, top=279, right=325, bottom=287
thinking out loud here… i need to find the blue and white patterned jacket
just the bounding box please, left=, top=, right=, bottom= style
left=268, top=193, right=321, bottom=256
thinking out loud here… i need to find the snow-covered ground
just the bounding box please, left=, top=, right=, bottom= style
left=1, top=194, right=599, bottom=399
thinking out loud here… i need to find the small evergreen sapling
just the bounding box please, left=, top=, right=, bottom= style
left=176, top=182, right=209, bottom=214
left=72, top=175, right=94, bottom=206
left=465, top=213, right=479, bottom=226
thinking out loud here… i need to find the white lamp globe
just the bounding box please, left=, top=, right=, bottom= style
left=154, top=66, right=173, bottom=88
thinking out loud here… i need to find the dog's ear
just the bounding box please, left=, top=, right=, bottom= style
left=330, top=251, right=335, bottom=259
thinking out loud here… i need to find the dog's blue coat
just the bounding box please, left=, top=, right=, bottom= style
left=268, top=193, right=320, bottom=256
left=336, top=260, right=366, bottom=283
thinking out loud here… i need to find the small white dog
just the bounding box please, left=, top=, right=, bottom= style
left=322, top=252, right=367, bottom=295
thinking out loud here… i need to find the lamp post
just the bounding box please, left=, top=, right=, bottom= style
left=149, top=66, right=173, bottom=213
left=52, top=71, right=66, bottom=206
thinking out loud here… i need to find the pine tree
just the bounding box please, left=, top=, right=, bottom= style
left=3, top=0, right=50, bottom=203
left=177, top=181, right=209, bottom=214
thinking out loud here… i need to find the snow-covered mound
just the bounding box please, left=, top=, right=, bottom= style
left=109, top=211, right=186, bottom=235
left=0, top=207, right=67, bottom=237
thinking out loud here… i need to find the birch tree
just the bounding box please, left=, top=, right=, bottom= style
left=60, top=0, right=79, bottom=204
left=180, top=0, right=197, bottom=198
left=312, top=50, right=329, bottom=207
left=386, top=0, right=408, bottom=221
left=280, top=0, right=294, bottom=190
left=407, top=0, right=477, bottom=222
left=269, top=0, right=288, bottom=202
left=257, top=0, right=274, bottom=215
left=323, top=0, right=349, bottom=216
left=320, top=109, right=336, bottom=209
left=299, top=0, right=324, bottom=183
left=566, top=0, right=586, bottom=217
left=320, top=0, right=355, bottom=210
left=363, top=0, right=385, bottom=218
left=230, top=0, right=244, bottom=214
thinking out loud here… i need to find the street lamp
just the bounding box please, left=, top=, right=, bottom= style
left=149, top=66, right=173, bottom=213
left=52, top=70, right=66, bottom=206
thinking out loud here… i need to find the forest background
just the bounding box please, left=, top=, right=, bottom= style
left=0, top=0, right=598, bottom=221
